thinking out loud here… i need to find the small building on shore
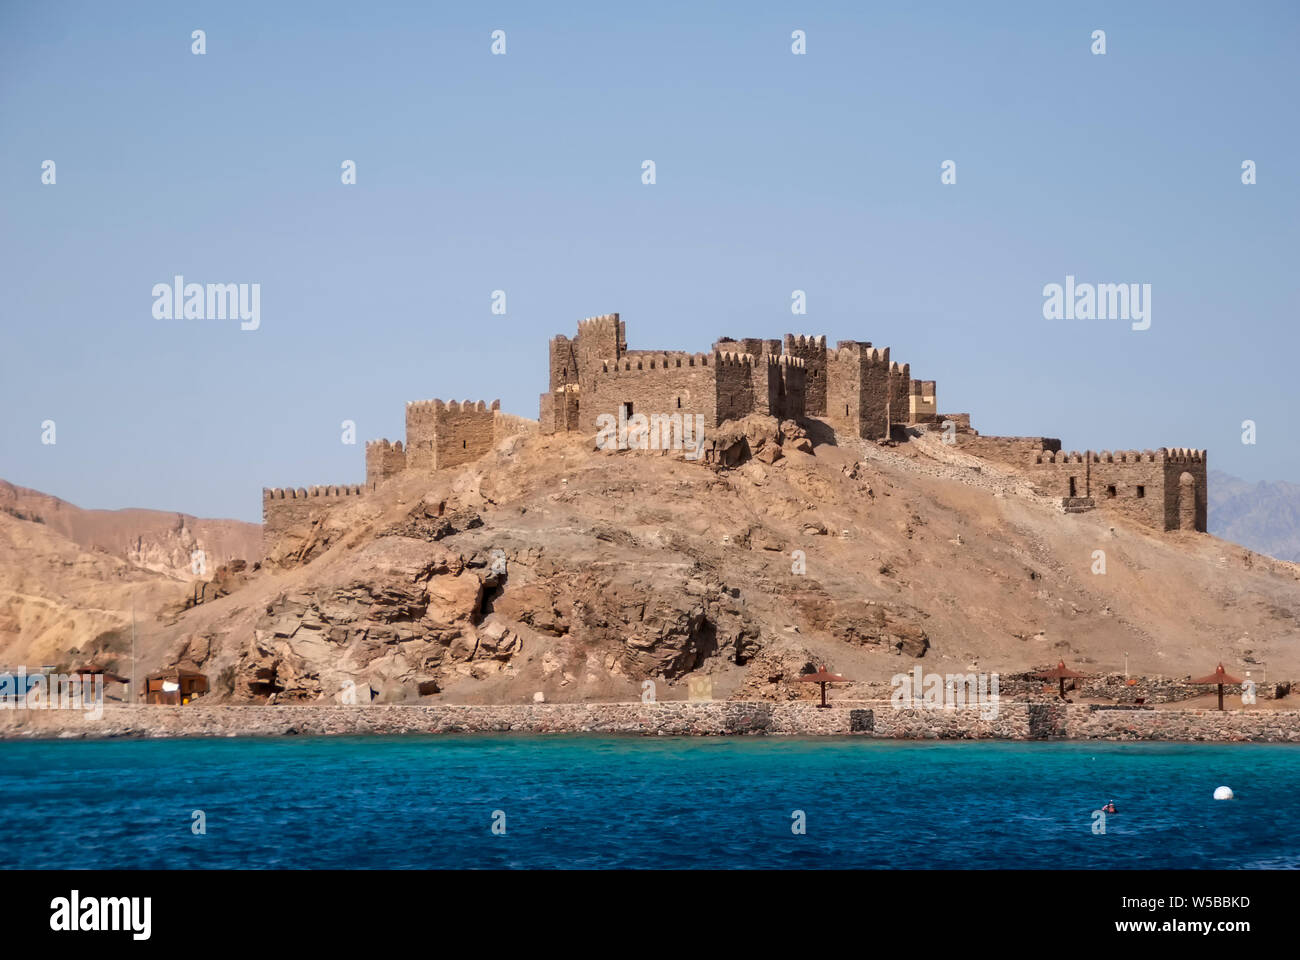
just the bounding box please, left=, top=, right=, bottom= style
left=144, top=669, right=209, bottom=705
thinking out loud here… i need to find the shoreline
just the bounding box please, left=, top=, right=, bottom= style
left=2, top=700, right=1299, bottom=742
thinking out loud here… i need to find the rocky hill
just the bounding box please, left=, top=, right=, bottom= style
left=116, top=418, right=1300, bottom=706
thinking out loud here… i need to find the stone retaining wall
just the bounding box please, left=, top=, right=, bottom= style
left=2, top=701, right=1298, bottom=742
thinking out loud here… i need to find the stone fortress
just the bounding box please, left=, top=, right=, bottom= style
left=262, top=311, right=1207, bottom=551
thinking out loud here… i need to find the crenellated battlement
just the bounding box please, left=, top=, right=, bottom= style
left=830, top=341, right=892, bottom=366
left=786, top=334, right=827, bottom=349
left=768, top=354, right=806, bottom=368
left=406, top=398, right=499, bottom=413
left=601, top=352, right=712, bottom=373
left=263, top=485, right=365, bottom=500
left=1035, top=451, right=1090, bottom=464
left=365, top=438, right=407, bottom=486
left=714, top=350, right=755, bottom=368
left=1034, top=448, right=1206, bottom=465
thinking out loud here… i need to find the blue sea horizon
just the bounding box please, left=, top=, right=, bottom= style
left=1, top=736, right=1296, bottom=869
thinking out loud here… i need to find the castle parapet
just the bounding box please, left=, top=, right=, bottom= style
left=365, top=438, right=407, bottom=487
left=601, top=352, right=713, bottom=373
left=406, top=397, right=501, bottom=471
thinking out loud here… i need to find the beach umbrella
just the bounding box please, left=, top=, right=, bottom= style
left=797, top=665, right=848, bottom=708
left=76, top=663, right=130, bottom=684
left=1189, top=663, right=1242, bottom=712
left=1036, top=660, right=1088, bottom=700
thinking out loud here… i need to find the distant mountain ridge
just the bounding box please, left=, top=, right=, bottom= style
left=0, top=479, right=263, bottom=668
left=0, top=479, right=261, bottom=580
left=1209, top=470, right=1300, bottom=562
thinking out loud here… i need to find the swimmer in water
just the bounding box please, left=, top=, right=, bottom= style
left=1103, top=801, right=1117, bottom=814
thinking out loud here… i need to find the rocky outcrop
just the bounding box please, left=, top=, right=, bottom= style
left=238, top=538, right=495, bottom=702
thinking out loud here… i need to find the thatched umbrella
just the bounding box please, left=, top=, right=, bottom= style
left=798, top=665, right=848, bottom=709
left=77, top=663, right=130, bottom=684
left=1037, top=660, right=1088, bottom=700
left=1190, top=663, right=1242, bottom=712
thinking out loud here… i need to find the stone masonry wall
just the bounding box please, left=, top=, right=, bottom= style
left=365, top=440, right=406, bottom=487
left=575, top=314, right=624, bottom=397
left=586, top=354, right=718, bottom=433
left=1026, top=449, right=1207, bottom=532
left=262, top=486, right=365, bottom=556
left=827, top=343, right=894, bottom=439
left=908, top=380, right=937, bottom=422
left=888, top=361, right=911, bottom=426
left=1089, top=451, right=1169, bottom=528
left=958, top=434, right=1061, bottom=466
left=539, top=386, right=581, bottom=435
left=783, top=334, right=827, bottom=416
left=549, top=335, right=579, bottom=391
left=715, top=352, right=757, bottom=423
left=405, top=400, right=438, bottom=471
left=1165, top=452, right=1208, bottom=532
left=4, top=701, right=1297, bottom=742
left=433, top=400, right=499, bottom=470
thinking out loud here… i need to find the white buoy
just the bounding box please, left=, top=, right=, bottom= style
left=1213, top=785, right=1234, bottom=800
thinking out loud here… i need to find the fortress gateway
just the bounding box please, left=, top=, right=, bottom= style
left=262, top=312, right=1207, bottom=551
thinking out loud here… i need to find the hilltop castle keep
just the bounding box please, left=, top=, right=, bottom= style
left=262, top=310, right=1206, bottom=554
left=539, top=313, right=937, bottom=441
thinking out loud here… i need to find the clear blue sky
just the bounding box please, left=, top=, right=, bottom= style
left=2, top=1, right=1297, bottom=523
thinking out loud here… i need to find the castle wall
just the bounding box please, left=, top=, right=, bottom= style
left=575, top=314, right=624, bottom=396
left=493, top=409, right=539, bottom=441
left=433, top=400, right=498, bottom=469
left=1164, top=450, right=1208, bottom=532
left=715, top=337, right=781, bottom=358
left=749, top=355, right=807, bottom=421
left=365, top=440, right=406, bottom=487
left=908, top=380, right=938, bottom=423
left=957, top=434, right=1061, bottom=466
left=406, top=399, right=500, bottom=471
left=1026, top=449, right=1207, bottom=532
left=888, top=361, right=911, bottom=426
left=585, top=353, right=719, bottom=433
left=825, top=344, right=862, bottom=436
left=405, top=401, right=437, bottom=471
left=539, top=386, right=581, bottom=435
left=715, top=351, right=756, bottom=422
left=784, top=334, right=827, bottom=416
left=549, top=335, right=579, bottom=391
left=262, top=485, right=365, bottom=556
left=1088, top=452, right=1169, bottom=529
left=826, top=342, right=893, bottom=439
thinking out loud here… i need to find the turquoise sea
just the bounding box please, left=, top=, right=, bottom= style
left=0, top=736, right=1295, bottom=869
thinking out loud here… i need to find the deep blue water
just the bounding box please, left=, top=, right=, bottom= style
left=0, top=736, right=1296, bottom=869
